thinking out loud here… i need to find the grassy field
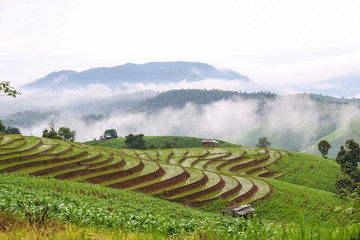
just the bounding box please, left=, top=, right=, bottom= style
left=0, top=173, right=358, bottom=239
left=85, top=135, right=238, bottom=149
left=0, top=133, right=358, bottom=239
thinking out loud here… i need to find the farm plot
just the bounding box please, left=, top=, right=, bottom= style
left=3, top=134, right=331, bottom=208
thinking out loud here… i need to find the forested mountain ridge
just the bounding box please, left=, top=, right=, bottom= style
left=24, top=62, right=249, bottom=89
left=132, top=89, right=276, bottom=112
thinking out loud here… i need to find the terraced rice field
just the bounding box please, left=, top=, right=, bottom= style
left=0, top=134, right=288, bottom=206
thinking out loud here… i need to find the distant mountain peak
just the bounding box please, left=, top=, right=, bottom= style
left=23, top=61, right=250, bottom=89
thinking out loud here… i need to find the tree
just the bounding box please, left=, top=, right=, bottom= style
left=336, top=139, right=360, bottom=174
left=318, top=140, right=331, bottom=158
left=0, top=119, right=21, bottom=134
left=0, top=81, right=20, bottom=97
left=256, top=137, right=271, bottom=148
left=42, top=128, right=61, bottom=139
left=0, top=120, right=6, bottom=132
left=4, top=126, right=21, bottom=134
left=58, top=127, right=76, bottom=141
left=104, top=129, right=118, bottom=139
left=125, top=134, right=146, bottom=149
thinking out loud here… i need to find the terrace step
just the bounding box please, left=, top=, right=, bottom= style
left=0, top=139, right=43, bottom=157
left=1, top=150, right=88, bottom=173
left=169, top=171, right=225, bottom=201
left=84, top=158, right=144, bottom=184
left=31, top=151, right=103, bottom=177
left=55, top=155, right=124, bottom=180
left=106, top=162, right=166, bottom=189
left=134, top=165, right=190, bottom=193
left=149, top=168, right=208, bottom=196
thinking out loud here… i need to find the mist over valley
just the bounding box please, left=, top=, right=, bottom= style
left=2, top=62, right=360, bottom=158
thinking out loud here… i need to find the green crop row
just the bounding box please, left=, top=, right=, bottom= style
left=267, top=151, right=341, bottom=192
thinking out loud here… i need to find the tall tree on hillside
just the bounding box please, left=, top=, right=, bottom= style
left=104, top=129, right=118, bottom=139
left=0, top=120, right=5, bottom=132
left=336, top=139, right=360, bottom=174
left=125, top=134, right=146, bottom=149
left=256, top=137, right=271, bottom=148
left=335, top=139, right=360, bottom=192
left=58, top=127, right=76, bottom=141
left=318, top=140, right=331, bottom=158
left=0, top=81, right=20, bottom=97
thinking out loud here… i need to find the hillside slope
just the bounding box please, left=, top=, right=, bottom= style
left=302, top=117, right=360, bottom=158
left=0, top=133, right=348, bottom=229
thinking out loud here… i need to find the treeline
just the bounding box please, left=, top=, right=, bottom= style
left=0, top=119, right=20, bottom=134
left=133, top=89, right=277, bottom=112
left=3, top=110, right=58, bottom=128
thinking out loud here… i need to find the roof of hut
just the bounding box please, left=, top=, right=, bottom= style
left=201, top=139, right=219, bottom=143
left=218, top=205, right=256, bottom=216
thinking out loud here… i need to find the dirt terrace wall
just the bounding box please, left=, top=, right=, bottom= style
left=42, top=147, right=73, bottom=157
left=249, top=181, right=273, bottom=204
left=166, top=151, right=175, bottom=163
left=189, top=178, right=242, bottom=206
left=202, top=152, right=232, bottom=169
left=31, top=152, right=103, bottom=177
left=3, top=150, right=89, bottom=173
left=85, top=154, right=114, bottom=168
left=175, top=175, right=226, bottom=202
left=246, top=166, right=266, bottom=175
left=232, top=182, right=258, bottom=203
left=85, top=160, right=145, bottom=184
left=165, top=171, right=209, bottom=198
left=0, top=137, right=25, bottom=147
left=0, top=139, right=27, bottom=150
left=136, top=167, right=191, bottom=193
left=258, top=171, right=276, bottom=178
left=107, top=164, right=166, bottom=189
left=0, top=143, right=60, bottom=164
left=56, top=157, right=125, bottom=180
left=216, top=151, right=247, bottom=170
left=230, top=154, right=271, bottom=172
left=0, top=141, right=43, bottom=157
left=221, top=178, right=242, bottom=199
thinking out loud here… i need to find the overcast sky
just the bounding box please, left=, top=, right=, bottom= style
left=1, top=0, right=360, bottom=89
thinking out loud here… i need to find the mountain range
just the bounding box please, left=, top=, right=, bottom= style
left=24, top=61, right=250, bottom=89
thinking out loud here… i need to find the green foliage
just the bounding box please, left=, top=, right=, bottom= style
left=335, top=185, right=360, bottom=224
left=125, top=133, right=146, bottom=149
left=335, top=174, right=356, bottom=192
left=133, top=89, right=276, bottom=112
left=318, top=140, right=331, bottom=158
left=0, top=120, right=6, bottom=132
left=336, top=139, right=360, bottom=175
left=3, top=126, right=21, bottom=134
left=335, top=139, right=360, bottom=192
left=256, top=137, right=271, bottom=148
left=0, top=81, right=20, bottom=97
left=267, top=151, right=341, bottom=192
left=0, top=119, right=21, bottom=134
left=42, top=128, right=62, bottom=140
left=104, top=129, right=118, bottom=139
left=1, top=133, right=357, bottom=238
left=85, top=136, right=237, bottom=149
left=58, top=127, right=76, bottom=142
left=3, top=110, right=59, bottom=128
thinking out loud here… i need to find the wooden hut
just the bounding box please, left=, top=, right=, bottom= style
left=201, top=139, right=219, bottom=147
left=218, top=205, right=256, bottom=219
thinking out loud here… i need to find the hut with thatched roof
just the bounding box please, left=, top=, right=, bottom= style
left=201, top=139, right=219, bottom=147
left=218, top=205, right=256, bottom=219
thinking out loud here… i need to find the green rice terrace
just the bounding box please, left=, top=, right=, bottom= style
left=0, top=133, right=359, bottom=239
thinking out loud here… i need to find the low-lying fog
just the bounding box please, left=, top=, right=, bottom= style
left=1, top=80, right=360, bottom=154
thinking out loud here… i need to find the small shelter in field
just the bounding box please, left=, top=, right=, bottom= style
left=218, top=205, right=255, bottom=219
left=201, top=139, right=219, bottom=147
